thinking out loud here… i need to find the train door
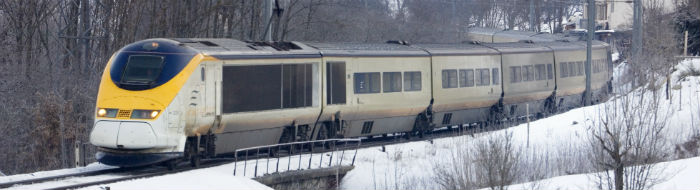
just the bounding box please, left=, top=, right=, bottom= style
left=205, top=64, right=218, bottom=117
left=196, top=63, right=217, bottom=133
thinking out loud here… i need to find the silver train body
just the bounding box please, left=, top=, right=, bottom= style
left=89, top=34, right=612, bottom=167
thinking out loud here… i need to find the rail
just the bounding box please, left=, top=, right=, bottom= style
left=233, top=138, right=361, bottom=177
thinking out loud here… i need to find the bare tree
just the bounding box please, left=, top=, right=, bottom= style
left=585, top=85, right=672, bottom=190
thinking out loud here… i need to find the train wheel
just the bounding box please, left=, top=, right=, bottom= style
left=166, top=160, right=177, bottom=171
left=190, top=154, right=200, bottom=168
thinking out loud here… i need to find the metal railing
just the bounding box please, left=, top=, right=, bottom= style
left=233, top=138, right=361, bottom=177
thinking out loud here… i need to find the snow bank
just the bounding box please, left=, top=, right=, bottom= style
left=77, top=169, right=271, bottom=190
left=504, top=156, right=700, bottom=190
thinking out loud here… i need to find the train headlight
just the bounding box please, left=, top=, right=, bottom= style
left=131, top=110, right=161, bottom=119
left=97, top=108, right=118, bottom=118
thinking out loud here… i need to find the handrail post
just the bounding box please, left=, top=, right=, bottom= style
left=308, top=142, right=313, bottom=169
left=254, top=148, right=259, bottom=177
left=339, top=141, right=347, bottom=166
left=276, top=145, right=281, bottom=173
left=234, top=150, right=238, bottom=175
left=244, top=149, right=248, bottom=176
left=297, top=143, right=302, bottom=170
left=266, top=146, right=270, bottom=175
left=319, top=141, right=324, bottom=167
left=352, top=140, right=360, bottom=166
left=287, top=144, right=292, bottom=171
left=328, top=141, right=335, bottom=167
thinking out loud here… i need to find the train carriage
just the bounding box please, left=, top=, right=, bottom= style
left=304, top=42, right=433, bottom=138
left=90, top=36, right=613, bottom=168
left=413, top=43, right=502, bottom=128
left=483, top=43, right=556, bottom=119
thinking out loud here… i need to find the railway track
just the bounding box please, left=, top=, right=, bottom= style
left=1, top=158, right=236, bottom=190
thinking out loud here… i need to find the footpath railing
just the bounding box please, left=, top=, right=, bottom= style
left=233, top=138, right=361, bottom=177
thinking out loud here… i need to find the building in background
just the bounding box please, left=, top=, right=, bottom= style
left=585, top=0, right=678, bottom=31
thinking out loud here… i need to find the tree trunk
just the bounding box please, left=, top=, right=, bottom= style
left=614, top=163, right=624, bottom=190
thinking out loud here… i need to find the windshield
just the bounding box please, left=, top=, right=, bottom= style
left=120, top=55, right=165, bottom=85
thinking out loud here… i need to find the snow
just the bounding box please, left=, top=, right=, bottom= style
left=77, top=169, right=271, bottom=190
left=339, top=58, right=700, bottom=189
left=0, top=163, right=115, bottom=184
left=504, top=156, right=700, bottom=190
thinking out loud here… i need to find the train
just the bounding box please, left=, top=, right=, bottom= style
left=89, top=34, right=612, bottom=168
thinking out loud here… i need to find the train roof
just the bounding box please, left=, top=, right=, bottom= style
left=536, top=41, right=585, bottom=51
left=304, top=42, right=429, bottom=57
left=169, top=38, right=322, bottom=59
left=481, top=42, right=552, bottom=54
left=466, top=27, right=503, bottom=35
left=158, top=38, right=605, bottom=59
left=412, top=43, right=500, bottom=56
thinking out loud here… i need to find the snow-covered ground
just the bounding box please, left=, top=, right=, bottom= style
left=340, top=58, right=700, bottom=189
left=1, top=59, right=698, bottom=189
left=504, top=156, right=700, bottom=190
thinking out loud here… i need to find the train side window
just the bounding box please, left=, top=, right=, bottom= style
left=201, top=68, right=205, bottom=81
left=510, top=66, right=521, bottom=83
left=523, top=65, right=534, bottom=81
left=222, top=65, right=282, bottom=113
left=459, top=69, right=474, bottom=87
left=547, top=64, right=553, bottom=79
left=578, top=61, right=584, bottom=76
left=282, top=64, right=314, bottom=109
left=327, top=62, right=346, bottom=105
left=403, top=71, right=421, bottom=91
left=382, top=72, right=402, bottom=93
left=492, top=68, right=500, bottom=85
left=535, top=64, right=546, bottom=80
left=442, top=70, right=458, bottom=88
left=354, top=72, right=380, bottom=94
left=476, top=69, right=490, bottom=86
left=569, top=62, right=576, bottom=77
left=560, top=62, right=568, bottom=78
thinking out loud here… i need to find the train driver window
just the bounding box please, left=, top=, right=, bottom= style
left=382, top=72, right=402, bottom=93
left=492, top=68, right=500, bottom=85
left=442, top=70, right=458, bottom=88
left=403, top=71, right=421, bottom=91
left=354, top=72, right=381, bottom=94
left=459, top=69, right=474, bottom=87
left=510, top=66, right=521, bottom=83
left=547, top=64, right=553, bottom=79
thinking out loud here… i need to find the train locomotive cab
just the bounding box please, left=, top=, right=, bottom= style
left=90, top=39, right=201, bottom=167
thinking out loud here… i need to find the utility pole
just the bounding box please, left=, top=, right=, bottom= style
left=530, top=0, right=536, bottom=31
left=585, top=0, right=595, bottom=106
left=632, top=0, right=643, bottom=63
left=263, top=0, right=273, bottom=41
